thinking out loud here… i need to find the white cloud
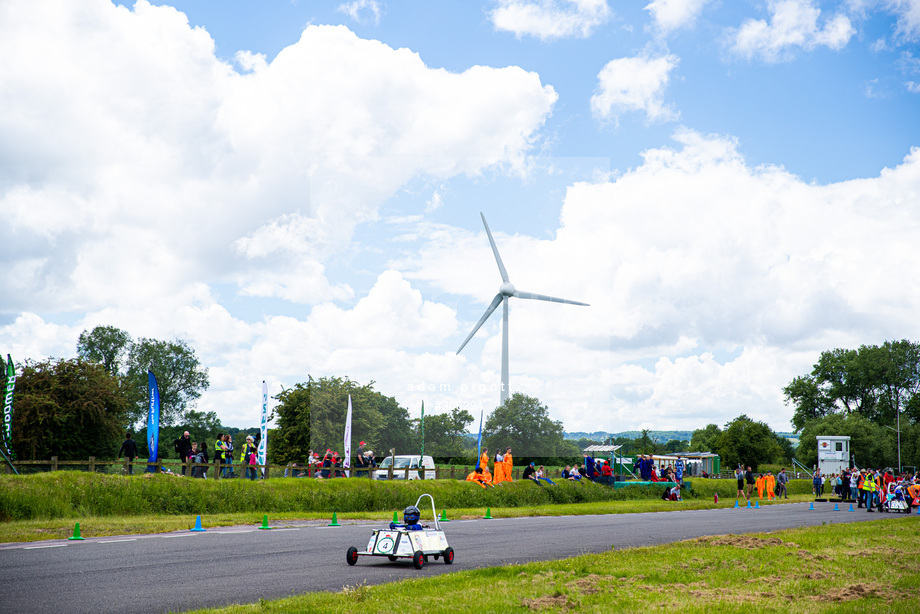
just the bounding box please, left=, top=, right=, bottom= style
left=887, top=0, right=920, bottom=40
left=337, top=0, right=383, bottom=25
left=489, top=0, right=612, bottom=40
left=645, top=0, right=710, bottom=34
left=590, top=54, right=680, bottom=124
left=730, top=0, right=855, bottom=62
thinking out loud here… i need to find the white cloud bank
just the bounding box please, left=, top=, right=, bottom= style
left=645, top=0, right=710, bottom=34
left=489, top=0, right=612, bottom=40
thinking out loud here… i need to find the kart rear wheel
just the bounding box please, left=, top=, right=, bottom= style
left=412, top=550, right=425, bottom=569
left=443, top=547, right=454, bottom=565
left=346, top=547, right=359, bottom=566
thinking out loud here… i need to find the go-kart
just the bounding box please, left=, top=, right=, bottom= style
left=880, top=483, right=912, bottom=514
left=346, top=493, right=454, bottom=569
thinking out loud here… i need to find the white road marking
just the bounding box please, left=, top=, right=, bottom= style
left=24, top=544, right=68, bottom=549
left=98, top=539, right=137, bottom=543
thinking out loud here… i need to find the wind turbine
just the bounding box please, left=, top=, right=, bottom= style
left=456, top=213, right=589, bottom=407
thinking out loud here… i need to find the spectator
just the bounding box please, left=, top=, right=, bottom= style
left=174, top=431, right=193, bottom=471
left=812, top=469, right=823, bottom=497
left=776, top=468, right=789, bottom=499
left=735, top=467, right=745, bottom=500
left=561, top=465, right=571, bottom=479
left=674, top=456, right=685, bottom=485
left=241, top=436, right=258, bottom=480
left=224, top=434, right=235, bottom=478
left=745, top=466, right=755, bottom=501
left=117, top=432, right=139, bottom=475
left=523, top=462, right=540, bottom=485
left=601, top=461, right=613, bottom=477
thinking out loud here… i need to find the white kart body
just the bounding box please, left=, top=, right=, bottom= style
left=365, top=527, right=449, bottom=558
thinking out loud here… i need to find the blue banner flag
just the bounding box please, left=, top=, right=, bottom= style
left=475, top=409, right=483, bottom=470
left=146, top=371, right=160, bottom=472
left=257, top=381, right=268, bottom=477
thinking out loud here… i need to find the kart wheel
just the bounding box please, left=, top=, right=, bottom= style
left=388, top=555, right=398, bottom=561
left=412, top=550, right=425, bottom=569
left=443, top=547, right=454, bottom=565
left=346, top=547, right=359, bottom=566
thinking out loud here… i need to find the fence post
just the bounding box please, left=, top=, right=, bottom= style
left=89, top=456, right=95, bottom=473
left=215, top=459, right=222, bottom=480
left=51, top=456, right=58, bottom=472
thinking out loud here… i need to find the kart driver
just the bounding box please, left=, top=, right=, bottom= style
left=389, top=505, right=424, bottom=531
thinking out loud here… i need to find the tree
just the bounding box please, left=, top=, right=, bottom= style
left=270, top=383, right=311, bottom=465
left=421, top=408, right=474, bottom=457
left=717, top=415, right=782, bottom=471
left=664, top=439, right=689, bottom=453
left=76, top=325, right=132, bottom=376
left=635, top=429, right=656, bottom=455
left=12, top=358, right=130, bottom=460
left=690, top=424, right=721, bottom=453
left=784, top=340, right=920, bottom=431
left=126, top=338, right=210, bottom=426
left=483, top=393, right=569, bottom=457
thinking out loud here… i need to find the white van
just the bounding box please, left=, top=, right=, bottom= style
left=375, top=455, right=436, bottom=480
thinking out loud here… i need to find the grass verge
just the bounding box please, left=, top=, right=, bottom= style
left=183, top=517, right=920, bottom=614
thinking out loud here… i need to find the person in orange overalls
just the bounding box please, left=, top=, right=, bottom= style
left=764, top=471, right=776, bottom=500
left=479, top=448, right=490, bottom=477
left=466, top=466, right=493, bottom=488
left=503, top=447, right=513, bottom=482
left=493, top=449, right=506, bottom=483
left=755, top=474, right=765, bottom=499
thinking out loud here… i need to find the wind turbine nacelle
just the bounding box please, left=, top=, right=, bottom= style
left=499, top=282, right=515, bottom=297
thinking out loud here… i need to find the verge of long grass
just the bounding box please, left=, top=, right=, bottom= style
left=182, top=517, right=920, bottom=614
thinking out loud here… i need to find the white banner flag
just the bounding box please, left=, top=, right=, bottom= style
left=343, top=394, right=352, bottom=478
left=258, top=380, right=268, bottom=477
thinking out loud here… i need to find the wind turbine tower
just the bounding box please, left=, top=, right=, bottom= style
left=456, top=213, right=589, bottom=407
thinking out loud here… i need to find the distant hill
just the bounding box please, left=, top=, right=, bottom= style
left=564, top=431, right=693, bottom=444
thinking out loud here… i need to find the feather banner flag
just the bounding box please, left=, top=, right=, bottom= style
left=2, top=355, right=15, bottom=461
left=146, top=371, right=160, bottom=473
left=343, top=394, right=353, bottom=477
left=257, top=381, right=268, bottom=477
left=475, top=408, right=483, bottom=470
left=420, top=401, right=424, bottom=458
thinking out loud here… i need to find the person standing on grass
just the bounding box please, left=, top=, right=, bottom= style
left=812, top=469, right=823, bottom=497
left=674, top=456, right=685, bottom=486
left=735, top=467, right=745, bottom=500
left=214, top=433, right=226, bottom=476
left=744, top=466, right=755, bottom=501
left=174, top=431, right=193, bottom=472
left=117, top=432, right=139, bottom=475
left=776, top=468, right=789, bottom=499
left=503, top=447, right=514, bottom=482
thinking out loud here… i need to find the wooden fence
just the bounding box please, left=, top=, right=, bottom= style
left=3, top=457, right=557, bottom=481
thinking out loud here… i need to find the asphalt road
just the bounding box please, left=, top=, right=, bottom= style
left=0, top=502, right=909, bottom=614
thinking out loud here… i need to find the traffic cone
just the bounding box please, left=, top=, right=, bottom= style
left=393, top=511, right=398, bottom=523
left=754, top=501, right=760, bottom=509
left=68, top=522, right=85, bottom=541
left=808, top=502, right=815, bottom=511
left=259, top=514, right=272, bottom=530
left=190, top=515, right=206, bottom=532
left=440, top=509, right=450, bottom=522
left=833, top=503, right=840, bottom=511
left=484, top=507, right=493, bottom=519
left=746, top=501, right=751, bottom=509
left=328, top=512, right=341, bottom=527
left=734, top=500, right=740, bottom=508
left=848, top=504, right=854, bottom=512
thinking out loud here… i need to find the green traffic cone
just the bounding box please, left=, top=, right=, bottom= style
left=440, top=509, right=450, bottom=522
left=68, top=522, right=85, bottom=541
left=484, top=507, right=492, bottom=519
left=329, top=512, right=341, bottom=527
left=259, top=514, right=272, bottom=530
left=393, top=511, right=399, bottom=523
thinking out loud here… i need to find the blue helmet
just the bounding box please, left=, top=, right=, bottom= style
left=403, top=505, right=420, bottom=525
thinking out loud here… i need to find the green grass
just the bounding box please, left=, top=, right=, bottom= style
left=181, top=517, right=920, bottom=614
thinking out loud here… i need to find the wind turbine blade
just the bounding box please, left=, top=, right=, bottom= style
left=456, top=293, right=504, bottom=354
left=480, top=213, right=509, bottom=283
left=512, top=290, right=589, bottom=306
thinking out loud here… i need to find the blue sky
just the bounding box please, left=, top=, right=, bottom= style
left=2, top=0, right=920, bottom=440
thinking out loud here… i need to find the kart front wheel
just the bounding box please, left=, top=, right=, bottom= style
left=443, top=546, right=454, bottom=565
left=346, top=547, right=359, bottom=566
left=388, top=555, right=398, bottom=561
left=412, top=550, right=425, bottom=569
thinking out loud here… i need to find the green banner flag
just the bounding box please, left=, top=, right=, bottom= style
left=3, top=355, right=15, bottom=460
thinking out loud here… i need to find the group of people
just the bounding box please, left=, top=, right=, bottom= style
left=813, top=468, right=920, bottom=512
left=285, top=444, right=378, bottom=479
left=170, top=431, right=260, bottom=479
left=734, top=466, right=790, bottom=501
left=466, top=447, right=514, bottom=488
left=634, top=454, right=686, bottom=485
